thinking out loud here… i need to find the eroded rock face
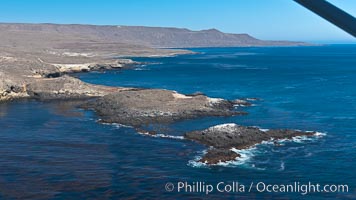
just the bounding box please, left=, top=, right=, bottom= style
left=81, top=89, right=245, bottom=127
left=0, top=53, right=139, bottom=102
left=53, top=59, right=139, bottom=74
left=199, top=148, right=240, bottom=164
left=185, top=123, right=315, bottom=149
left=185, top=123, right=316, bottom=164
left=0, top=72, right=29, bottom=102
left=25, top=75, right=128, bottom=101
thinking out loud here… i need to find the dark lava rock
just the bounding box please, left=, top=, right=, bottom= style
left=185, top=123, right=316, bottom=164
left=81, top=89, right=245, bottom=127
left=199, top=148, right=240, bottom=164
left=185, top=123, right=315, bottom=149
left=135, top=128, right=157, bottom=136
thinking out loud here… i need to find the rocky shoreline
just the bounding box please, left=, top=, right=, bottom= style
left=0, top=58, right=140, bottom=102
left=1, top=56, right=321, bottom=166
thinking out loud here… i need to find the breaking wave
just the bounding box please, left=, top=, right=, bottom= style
left=101, top=122, right=133, bottom=129
left=137, top=131, right=185, bottom=140
left=188, top=131, right=326, bottom=169
left=276, top=131, right=326, bottom=144
left=188, top=146, right=261, bottom=169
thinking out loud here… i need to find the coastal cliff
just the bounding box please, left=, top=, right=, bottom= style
left=0, top=57, right=139, bottom=102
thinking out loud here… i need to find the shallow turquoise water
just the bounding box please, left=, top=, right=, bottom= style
left=0, top=45, right=355, bottom=199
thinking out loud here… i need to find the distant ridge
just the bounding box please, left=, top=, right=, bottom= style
left=0, top=23, right=308, bottom=48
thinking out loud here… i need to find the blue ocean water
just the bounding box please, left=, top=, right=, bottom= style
left=0, top=45, right=355, bottom=199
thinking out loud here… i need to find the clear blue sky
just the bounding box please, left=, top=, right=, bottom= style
left=1, top=0, right=355, bottom=43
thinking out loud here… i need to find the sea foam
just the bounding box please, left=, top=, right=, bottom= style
left=188, top=131, right=326, bottom=168
left=137, top=131, right=184, bottom=140
left=188, top=146, right=260, bottom=168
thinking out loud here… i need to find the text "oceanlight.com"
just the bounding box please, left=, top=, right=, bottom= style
left=165, top=181, right=349, bottom=195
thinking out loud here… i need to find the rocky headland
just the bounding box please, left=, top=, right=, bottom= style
left=81, top=89, right=246, bottom=127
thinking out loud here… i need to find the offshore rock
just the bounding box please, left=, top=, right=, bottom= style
left=185, top=123, right=316, bottom=164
